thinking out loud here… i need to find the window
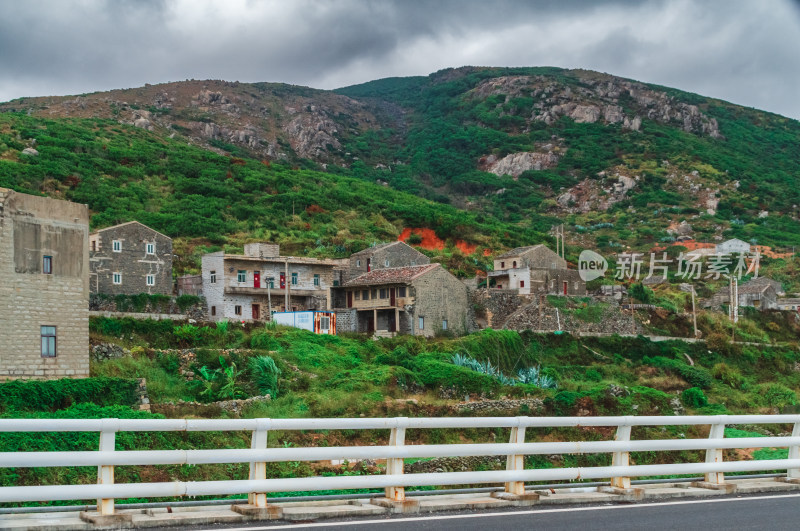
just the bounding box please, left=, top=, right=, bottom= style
left=267, top=277, right=275, bottom=288
left=291, top=272, right=298, bottom=285
left=384, top=260, right=390, bottom=267
left=513, top=261, right=517, bottom=268
left=371, top=289, right=377, bottom=300
left=356, top=259, right=361, bottom=267
left=362, top=289, right=369, bottom=300
left=520, top=280, right=525, bottom=288
left=234, top=305, right=242, bottom=316
left=313, top=274, right=320, bottom=286
left=237, top=270, right=246, bottom=283
left=442, top=320, right=448, bottom=330
left=146, top=242, right=155, bottom=255
left=112, top=272, right=122, bottom=285
left=112, top=240, right=122, bottom=252
left=41, top=326, right=56, bottom=358
left=43, top=256, right=52, bottom=275
left=379, top=288, right=388, bottom=299
left=500, top=261, right=505, bottom=268
left=211, top=306, right=216, bottom=316
left=320, top=316, right=330, bottom=330
left=210, top=271, right=217, bottom=284
left=418, top=316, right=424, bottom=330
left=355, top=291, right=361, bottom=300
left=91, top=240, right=96, bottom=251
left=398, top=286, right=406, bottom=297
left=146, top=274, right=155, bottom=286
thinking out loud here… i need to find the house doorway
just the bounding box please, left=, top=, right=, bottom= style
left=563, top=281, right=568, bottom=295
left=347, top=291, right=353, bottom=308
left=254, top=271, right=261, bottom=289
left=252, top=304, right=260, bottom=320
left=390, top=288, right=396, bottom=307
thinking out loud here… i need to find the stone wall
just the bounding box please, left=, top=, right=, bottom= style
left=334, top=309, right=357, bottom=333
left=177, top=274, right=202, bottom=296
left=347, top=242, right=429, bottom=281
left=0, top=188, right=89, bottom=380
left=411, top=266, right=471, bottom=336
left=471, top=288, right=527, bottom=329
left=89, top=294, right=207, bottom=320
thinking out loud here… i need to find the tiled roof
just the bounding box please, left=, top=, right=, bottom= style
left=738, top=283, right=773, bottom=295
left=91, top=220, right=171, bottom=240
left=497, top=244, right=545, bottom=259
left=343, top=263, right=440, bottom=287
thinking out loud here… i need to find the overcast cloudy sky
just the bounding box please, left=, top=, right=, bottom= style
left=2, top=0, right=799, bottom=118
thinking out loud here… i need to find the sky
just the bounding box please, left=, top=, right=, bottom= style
left=1, top=0, right=799, bottom=119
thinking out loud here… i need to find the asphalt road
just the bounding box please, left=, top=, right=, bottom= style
left=197, top=493, right=800, bottom=531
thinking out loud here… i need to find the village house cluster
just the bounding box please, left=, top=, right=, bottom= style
left=3, top=188, right=798, bottom=381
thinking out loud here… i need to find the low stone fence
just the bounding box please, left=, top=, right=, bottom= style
left=89, top=293, right=207, bottom=320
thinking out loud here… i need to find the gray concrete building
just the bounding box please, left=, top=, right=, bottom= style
left=89, top=221, right=173, bottom=295
left=0, top=188, right=89, bottom=380
left=336, top=263, right=469, bottom=337
left=489, top=244, right=585, bottom=296
left=201, top=243, right=339, bottom=322
left=346, top=241, right=430, bottom=282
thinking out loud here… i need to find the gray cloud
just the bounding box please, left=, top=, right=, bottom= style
left=0, top=0, right=798, bottom=119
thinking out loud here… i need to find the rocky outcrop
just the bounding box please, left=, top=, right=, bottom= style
left=282, top=106, right=342, bottom=159
left=90, top=342, right=130, bottom=361
left=470, top=73, right=721, bottom=138
left=483, top=150, right=560, bottom=178
left=556, top=173, right=638, bottom=213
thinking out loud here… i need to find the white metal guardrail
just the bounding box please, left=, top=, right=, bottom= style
left=1, top=415, right=799, bottom=517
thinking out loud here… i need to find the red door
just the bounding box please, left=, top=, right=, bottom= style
left=253, top=271, right=261, bottom=288
left=280, top=273, right=286, bottom=289
left=366, top=258, right=371, bottom=272
left=563, top=281, right=568, bottom=295
left=390, top=287, right=396, bottom=307
left=347, top=291, right=353, bottom=308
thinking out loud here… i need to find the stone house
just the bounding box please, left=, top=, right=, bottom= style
left=0, top=188, right=89, bottom=380
left=716, top=238, right=751, bottom=256
left=89, top=221, right=173, bottom=295
left=704, top=277, right=780, bottom=311
left=777, top=298, right=800, bottom=311
left=489, top=244, right=585, bottom=296
left=177, top=274, right=203, bottom=296
left=201, top=243, right=339, bottom=322
left=345, top=241, right=430, bottom=282
left=336, top=263, right=469, bottom=337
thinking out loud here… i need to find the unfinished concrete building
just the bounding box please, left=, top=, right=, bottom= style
left=0, top=188, right=89, bottom=379
left=489, top=244, right=585, bottom=296
left=201, top=243, right=339, bottom=322
left=336, top=263, right=469, bottom=337
left=89, top=221, right=173, bottom=295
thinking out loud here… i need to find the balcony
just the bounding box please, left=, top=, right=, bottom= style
left=226, top=285, right=322, bottom=297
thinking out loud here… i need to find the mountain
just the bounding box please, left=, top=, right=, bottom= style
left=1, top=66, right=799, bottom=275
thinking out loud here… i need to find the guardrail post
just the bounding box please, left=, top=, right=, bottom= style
left=97, top=419, right=117, bottom=516
left=504, top=419, right=527, bottom=496
left=385, top=417, right=407, bottom=501
left=786, top=422, right=800, bottom=482
left=232, top=419, right=282, bottom=519
left=610, top=424, right=632, bottom=489
left=691, top=420, right=735, bottom=492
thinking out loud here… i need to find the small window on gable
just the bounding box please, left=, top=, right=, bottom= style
left=237, top=270, right=246, bottom=283
left=112, top=240, right=122, bottom=253
left=513, top=261, right=517, bottom=268
left=146, top=242, right=155, bottom=255
left=356, top=259, right=361, bottom=267
left=112, top=272, right=122, bottom=285
left=146, top=274, right=155, bottom=286
left=500, top=261, right=505, bottom=268
left=41, top=326, right=57, bottom=358
left=210, top=271, right=217, bottom=284
left=384, top=260, right=390, bottom=267
left=43, top=256, right=52, bottom=275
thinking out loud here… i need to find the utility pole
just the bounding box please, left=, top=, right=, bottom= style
left=691, top=286, right=698, bottom=339
left=266, top=277, right=273, bottom=321
left=285, top=259, right=290, bottom=312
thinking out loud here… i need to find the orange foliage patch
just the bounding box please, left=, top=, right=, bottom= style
left=399, top=228, right=490, bottom=256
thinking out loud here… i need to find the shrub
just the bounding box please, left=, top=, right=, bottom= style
left=681, top=387, right=708, bottom=409
left=249, top=356, right=282, bottom=398
left=0, top=378, right=139, bottom=412
left=176, top=294, right=202, bottom=312
left=757, top=384, right=797, bottom=408
left=643, top=356, right=712, bottom=389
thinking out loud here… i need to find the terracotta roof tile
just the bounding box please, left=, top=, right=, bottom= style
left=343, top=263, right=440, bottom=287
